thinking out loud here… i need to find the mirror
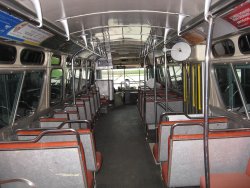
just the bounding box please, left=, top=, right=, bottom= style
left=171, top=42, right=191, bottom=61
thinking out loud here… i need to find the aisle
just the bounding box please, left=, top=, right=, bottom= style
left=95, top=105, right=164, bottom=188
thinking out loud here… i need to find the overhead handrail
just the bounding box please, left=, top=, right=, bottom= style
left=59, top=18, right=70, bottom=41
left=57, top=10, right=189, bottom=21
left=177, top=14, right=188, bottom=36
left=29, top=0, right=43, bottom=27
left=204, top=0, right=212, bottom=22
left=0, top=178, right=36, bottom=187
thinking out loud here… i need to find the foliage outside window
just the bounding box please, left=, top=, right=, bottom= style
left=51, top=55, right=61, bottom=65
left=50, top=69, right=63, bottom=105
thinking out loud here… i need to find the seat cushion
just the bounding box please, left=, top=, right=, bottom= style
left=200, top=173, right=250, bottom=188
left=96, top=151, right=102, bottom=172
left=161, top=161, right=168, bottom=186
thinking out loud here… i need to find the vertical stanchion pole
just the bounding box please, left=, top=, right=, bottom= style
left=71, top=57, right=76, bottom=104
left=153, top=45, right=157, bottom=138
left=143, top=56, right=147, bottom=131
left=163, top=46, right=168, bottom=112
left=85, top=60, right=88, bottom=94
left=204, top=14, right=214, bottom=188
left=139, top=66, right=141, bottom=87
left=108, top=67, right=110, bottom=102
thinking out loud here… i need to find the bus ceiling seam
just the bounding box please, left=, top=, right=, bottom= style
left=204, top=0, right=212, bottom=23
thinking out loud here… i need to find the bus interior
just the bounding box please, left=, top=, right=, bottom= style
left=0, top=0, right=250, bottom=187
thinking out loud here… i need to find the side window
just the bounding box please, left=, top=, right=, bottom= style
left=239, top=34, right=250, bottom=54
left=235, top=65, right=250, bottom=106
left=66, top=69, right=72, bottom=97
left=214, top=65, right=243, bottom=111
left=168, top=65, right=183, bottom=91
left=75, top=69, right=81, bottom=92
left=21, top=49, right=44, bottom=65
left=17, top=71, right=44, bottom=118
left=50, top=69, right=63, bottom=105
left=0, top=73, right=22, bottom=128
left=212, top=39, right=235, bottom=57
left=0, top=43, right=16, bottom=64
left=65, top=69, right=81, bottom=95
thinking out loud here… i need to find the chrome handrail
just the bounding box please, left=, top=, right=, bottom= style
left=0, top=178, right=36, bottom=187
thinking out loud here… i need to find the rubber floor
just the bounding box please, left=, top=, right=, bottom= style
left=95, top=105, right=164, bottom=188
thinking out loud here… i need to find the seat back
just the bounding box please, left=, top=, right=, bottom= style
left=64, top=105, right=88, bottom=129
left=167, top=129, right=250, bottom=187
left=54, top=111, right=82, bottom=129
left=90, top=91, right=98, bottom=113
left=88, top=94, right=96, bottom=117
left=77, top=98, right=92, bottom=121
left=76, top=104, right=87, bottom=120
left=0, top=131, right=91, bottom=188
left=145, top=95, right=183, bottom=130
left=16, top=129, right=98, bottom=171
left=158, top=117, right=228, bottom=161
left=39, top=118, right=69, bottom=128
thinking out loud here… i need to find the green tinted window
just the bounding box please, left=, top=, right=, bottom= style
left=51, top=55, right=61, bottom=65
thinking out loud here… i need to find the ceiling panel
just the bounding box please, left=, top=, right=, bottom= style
left=14, top=0, right=236, bottom=59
